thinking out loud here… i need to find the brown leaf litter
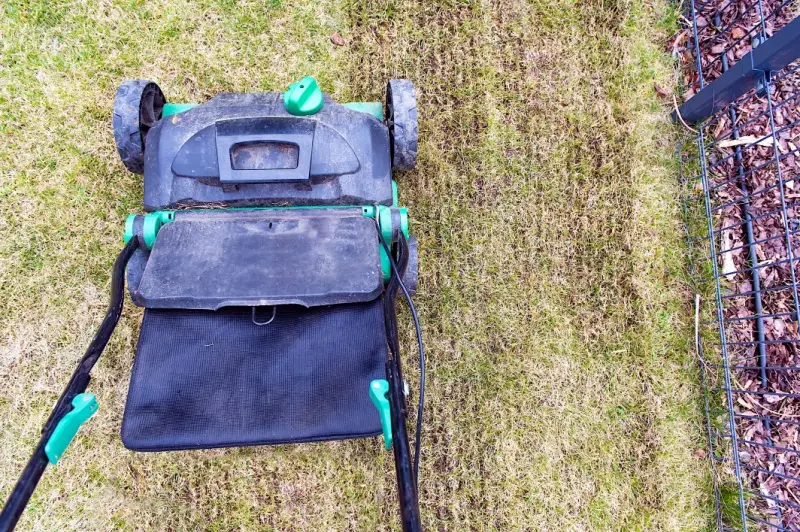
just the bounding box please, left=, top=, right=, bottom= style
left=673, top=1, right=800, bottom=527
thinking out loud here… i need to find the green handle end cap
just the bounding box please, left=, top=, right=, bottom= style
left=369, top=379, right=392, bottom=450
left=44, top=393, right=99, bottom=465
left=283, top=76, right=324, bottom=116
left=123, top=214, right=136, bottom=243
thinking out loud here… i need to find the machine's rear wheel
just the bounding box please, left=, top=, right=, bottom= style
left=113, top=80, right=165, bottom=174
left=403, top=235, right=419, bottom=296
left=386, top=80, right=418, bottom=171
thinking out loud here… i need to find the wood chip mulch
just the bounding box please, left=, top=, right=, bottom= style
left=672, top=2, right=800, bottom=528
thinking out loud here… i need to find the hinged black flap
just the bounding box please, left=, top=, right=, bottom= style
left=132, top=209, right=383, bottom=309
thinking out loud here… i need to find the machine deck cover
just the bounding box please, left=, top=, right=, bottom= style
left=134, top=210, right=383, bottom=309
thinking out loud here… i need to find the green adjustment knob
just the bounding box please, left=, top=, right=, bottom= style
left=283, top=76, right=324, bottom=116
left=369, top=379, right=392, bottom=450
left=44, top=393, right=99, bottom=465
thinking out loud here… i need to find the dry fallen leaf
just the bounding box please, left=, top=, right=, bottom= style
left=654, top=83, right=670, bottom=99
left=330, top=32, right=345, bottom=46
left=720, top=230, right=737, bottom=280
left=739, top=451, right=751, bottom=463
left=694, top=448, right=708, bottom=459
left=717, top=135, right=774, bottom=149
left=764, top=393, right=784, bottom=404
left=731, top=27, right=746, bottom=39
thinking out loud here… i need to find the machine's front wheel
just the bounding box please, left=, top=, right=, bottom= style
left=113, top=80, right=166, bottom=174
left=386, top=79, right=418, bottom=171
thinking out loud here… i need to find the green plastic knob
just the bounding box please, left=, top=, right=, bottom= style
left=283, top=76, right=324, bottom=116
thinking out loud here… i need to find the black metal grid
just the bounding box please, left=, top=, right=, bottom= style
left=677, top=2, right=800, bottom=529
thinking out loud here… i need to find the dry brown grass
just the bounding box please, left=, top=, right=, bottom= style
left=0, top=0, right=710, bottom=529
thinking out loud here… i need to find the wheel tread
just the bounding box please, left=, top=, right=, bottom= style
left=113, top=80, right=163, bottom=174
left=387, top=79, right=418, bottom=171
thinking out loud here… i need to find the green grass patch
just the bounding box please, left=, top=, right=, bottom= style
left=0, top=0, right=712, bottom=529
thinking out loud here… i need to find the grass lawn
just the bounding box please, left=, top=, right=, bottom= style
left=0, top=0, right=712, bottom=529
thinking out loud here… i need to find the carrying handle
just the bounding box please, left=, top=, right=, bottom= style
left=215, top=118, right=314, bottom=184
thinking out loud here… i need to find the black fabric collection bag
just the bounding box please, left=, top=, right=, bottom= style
left=122, top=299, right=386, bottom=451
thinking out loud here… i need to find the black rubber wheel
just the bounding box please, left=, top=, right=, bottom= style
left=402, top=235, right=419, bottom=296
left=386, top=79, right=418, bottom=171
left=113, top=80, right=166, bottom=174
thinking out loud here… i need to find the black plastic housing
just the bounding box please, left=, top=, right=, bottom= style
left=143, top=93, right=393, bottom=210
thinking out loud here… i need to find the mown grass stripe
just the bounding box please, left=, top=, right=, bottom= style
left=346, top=0, right=711, bottom=528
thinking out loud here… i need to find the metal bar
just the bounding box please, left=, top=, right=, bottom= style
left=739, top=437, right=800, bottom=456
left=710, top=175, right=800, bottom=215
left=718, top=229, right=800, bottom=256
left=676, top=10, right=800, bottom=530
left=725, top=339, right=800, bottom=347
left=705, top=126, right=800, bottom=187
left=381, top=233, right=422, bottom=532
left=696, top=129, right=750, bottom=530
left=717, top=365, right=800, bottom=371
left=714, top=14, right=783, bottom=522
left=705, top=116, right=800, bottom=175
left=673, top=16, right=800, bottom=124
left=0, top=239, right=138, bottom=531
left=743, top=489, right=800, bottom=511
left=746, top=514, right=793, bottom=531
left=697, top=336, right=726, bottom=531
left=713, top=200, right=800, bottom=238
left=735, top=414, right=800, bottom=429
left=741, top=463, right=800, bottom=484
left=721, top=281, right=800, bottom=301
left=707, top=309, right=794, bottom=326
left=715, top=0, right=763, bottom=35
left=690, top=0, right=707, bottom=90
left=701, top=259, right=795, bottom=287
left=718, top=388, right=800, bottom=399
left=762, top=66, right=800, bottom=348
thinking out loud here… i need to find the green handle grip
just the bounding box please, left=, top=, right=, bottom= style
left=44, top=393, right=99, bottom=465
left=369, top=379, right=393, bottom=450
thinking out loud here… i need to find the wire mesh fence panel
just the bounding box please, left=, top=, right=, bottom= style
left=675, top=1, right=800, bottom=529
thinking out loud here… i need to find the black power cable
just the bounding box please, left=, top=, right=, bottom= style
left=378, top=230, right=425, bottom=485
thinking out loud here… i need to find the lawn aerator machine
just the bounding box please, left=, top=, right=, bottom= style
left=0, top=77, right=424, bottom=531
